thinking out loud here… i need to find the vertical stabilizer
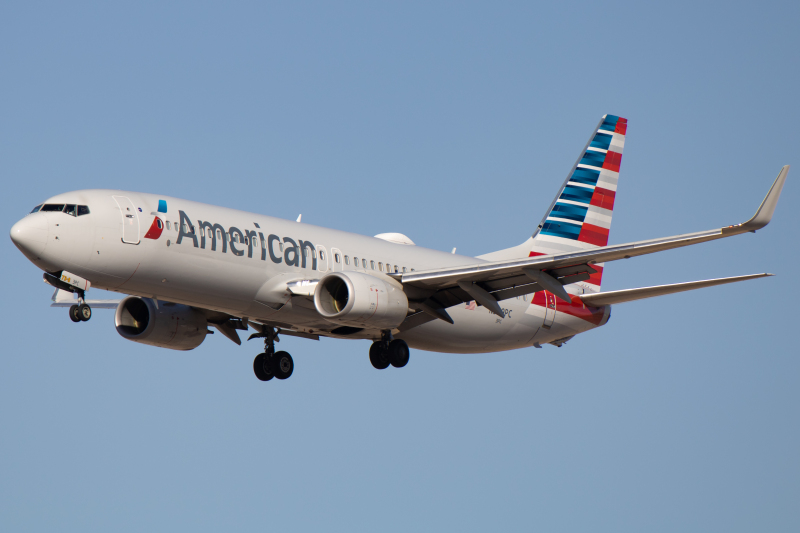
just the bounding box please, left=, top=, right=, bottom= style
left=479, top=114, right=627, bottom=292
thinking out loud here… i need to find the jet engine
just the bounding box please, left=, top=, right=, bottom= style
left=314, top=271, right=409, bottom=329
left=115, top=296, right=208, bottom=350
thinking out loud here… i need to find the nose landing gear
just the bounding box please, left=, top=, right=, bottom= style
left=369, top=332, right=409, bottom=370
left=68, top=291, right=92, bottom=322
left=249, top=326, right=294, bottom=382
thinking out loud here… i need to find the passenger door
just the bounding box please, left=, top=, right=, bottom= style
left=112, top=196, right=140, bottom=244
left=543, top=291, right=557, bottom=329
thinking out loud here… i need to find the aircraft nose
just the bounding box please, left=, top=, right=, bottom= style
left=10, top=213, right=48, bottom=259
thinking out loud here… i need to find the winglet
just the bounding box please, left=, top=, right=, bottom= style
left=734, top=165, right=790, bottom=232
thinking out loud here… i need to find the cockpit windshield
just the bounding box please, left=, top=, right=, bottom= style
left=36, top=204, right=91, bottom=216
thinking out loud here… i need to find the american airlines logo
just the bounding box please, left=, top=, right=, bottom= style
left=173, top=210, right=318, bottom=269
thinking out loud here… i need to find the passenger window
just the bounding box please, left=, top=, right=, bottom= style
left=378, top=262, right=383, bottom=271
left=411, top=268, right=415, bottom=272
left=319, top=250, right=325, bottom=261
left=30, top=204, right=42, bottom=214
left=370, top=260, right=375, bottom=270
left=344, top=255, right=350, bottom=265
left=362, top=258, right=367, bottom=268
left=394, top=265, right=398, bottom=273
left=166, top=221, right=171, bottom=230
left=402, top=267, right=407, bottom=272
left=335, top=253, right=341, bottom=263
left=354, top=257, right=359, bottom=267
left=77, top=205, right=90, bottom=216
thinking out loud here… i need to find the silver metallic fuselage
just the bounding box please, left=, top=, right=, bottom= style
left=10, top=189, right=605, bottom=353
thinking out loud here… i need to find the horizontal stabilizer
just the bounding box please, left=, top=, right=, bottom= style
left=578, top=273, right=772, bottom=307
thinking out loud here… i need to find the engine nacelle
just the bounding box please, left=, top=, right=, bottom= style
left=314, top=271, right=409, bottom=330
left=115, top=297, right=208, bottom=351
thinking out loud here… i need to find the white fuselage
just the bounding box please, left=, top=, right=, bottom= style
left=12, top=189, right=607, bottom=353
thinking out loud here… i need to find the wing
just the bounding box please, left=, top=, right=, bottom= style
left=391, top=166, right=788, bottom=322
left=49, top=288, right=120, bottom=309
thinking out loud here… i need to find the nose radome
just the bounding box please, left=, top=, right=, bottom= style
left=10, top=214, right=48, bottom=259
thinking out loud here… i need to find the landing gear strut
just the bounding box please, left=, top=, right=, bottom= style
left=249, top=326, right=294, bottom=382
left=68, top=290, right=91, bottom=322
left=369, top=331, right=409, bottom=370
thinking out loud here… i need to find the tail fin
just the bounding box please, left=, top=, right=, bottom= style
left=480, top=114, right=627, bottom=293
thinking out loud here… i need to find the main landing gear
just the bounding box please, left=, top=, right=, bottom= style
left=369, top=332, right=409, bottom=370
left=68, top=291, right=92, bottom=322
left=249, top=326, right=293, bottom=382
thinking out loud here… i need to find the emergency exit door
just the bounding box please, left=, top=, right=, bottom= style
left=112, top=196, right=140, bottom=244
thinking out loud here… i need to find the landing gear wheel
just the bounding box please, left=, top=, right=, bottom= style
left=369, top=341, right=390, bottom=369
left=69, top=305, right=81, bottom=323
left=388, top=339, right=410, bottom=368
left=253, top=353, right=274, bottom=381
left=78, top=304, right=92, bottom=321
left=271, top=351, right=294, bottom=380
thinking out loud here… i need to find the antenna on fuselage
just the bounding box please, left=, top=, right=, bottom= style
left=296, top=214, right=302, bottom=223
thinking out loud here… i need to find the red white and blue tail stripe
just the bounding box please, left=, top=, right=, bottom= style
left=530, top=114, right=627, bottom=291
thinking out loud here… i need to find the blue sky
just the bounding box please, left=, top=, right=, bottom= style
left=2, top=1, right=798, bottom=531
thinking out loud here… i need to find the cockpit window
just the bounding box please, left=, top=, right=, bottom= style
left=38, top=203, right=90, bottom=216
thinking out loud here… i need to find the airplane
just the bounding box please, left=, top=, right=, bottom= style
left=9, top=115, right=789, bottom=382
